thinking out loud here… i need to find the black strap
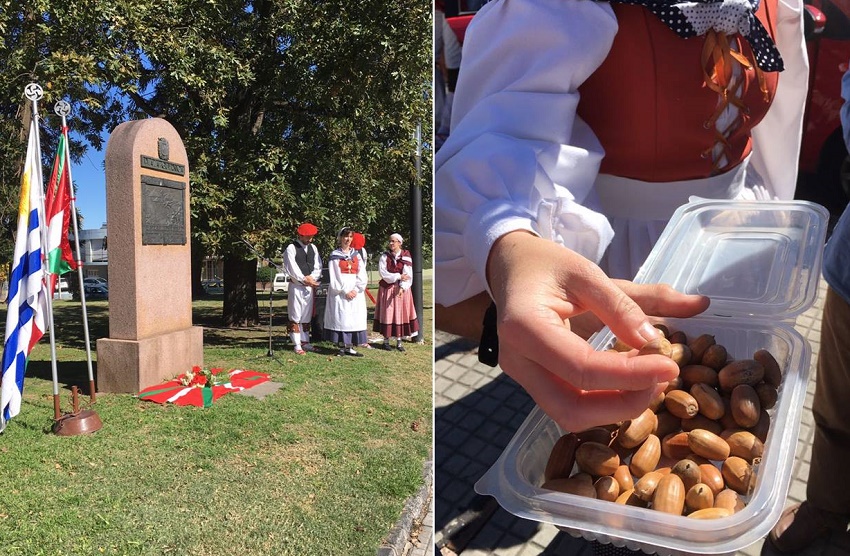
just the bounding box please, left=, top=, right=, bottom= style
left=478, top=301, right=499, bottom=367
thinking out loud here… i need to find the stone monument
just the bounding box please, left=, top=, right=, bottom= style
left=96, top=118, right=203, bottom=393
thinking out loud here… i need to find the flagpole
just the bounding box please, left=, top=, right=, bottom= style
left=25, top=84, right=62, bottom=421
left=54, top=101, right=96, bottom=403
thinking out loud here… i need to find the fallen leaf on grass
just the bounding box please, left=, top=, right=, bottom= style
left=411, top=421, right=420, bottom=431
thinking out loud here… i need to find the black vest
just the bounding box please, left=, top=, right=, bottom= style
left=290, top=242, right=318, bottom=276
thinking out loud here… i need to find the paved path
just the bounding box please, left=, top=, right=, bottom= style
left=435, top=277, right=850, bottom=556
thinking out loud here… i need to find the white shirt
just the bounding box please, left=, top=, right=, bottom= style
left=283, top=240, right=322, bottom=284
left=379, top=250, right=414, bottom=291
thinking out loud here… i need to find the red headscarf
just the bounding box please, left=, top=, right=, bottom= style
left=351, top=232, right=366, bottom=250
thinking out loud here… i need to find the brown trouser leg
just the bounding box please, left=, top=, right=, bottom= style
left=808, top=286, right=850, bottom=513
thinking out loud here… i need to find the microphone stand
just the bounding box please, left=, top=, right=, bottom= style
left=241, top=238, right=281, bottom=360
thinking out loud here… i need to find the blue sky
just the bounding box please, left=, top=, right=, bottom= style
left=70, top=146, right=107, bottom=230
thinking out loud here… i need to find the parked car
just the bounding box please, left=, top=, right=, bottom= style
left=84, top=283, right=109, bottom=299
left=53, top=277, right=72, bottom=300
left=84, top=276, right=108, bottom=287
left=202, top=278, right=223, bottom=293
left=272, top=272, right=289, bottom=292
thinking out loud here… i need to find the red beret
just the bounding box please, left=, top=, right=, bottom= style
left=351, top=232, right=365, bottom=250
left=296, top=222, right=318, bottom=236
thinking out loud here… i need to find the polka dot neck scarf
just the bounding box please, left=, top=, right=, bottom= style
left=608, top=0, right=784, bottom=71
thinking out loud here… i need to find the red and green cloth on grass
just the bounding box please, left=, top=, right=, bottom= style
left=138, top=368, right=270, bottom=408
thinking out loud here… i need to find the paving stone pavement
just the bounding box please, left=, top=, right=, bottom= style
left=435, top=277, right=850, bottom=556
left=408, top=501, right=435, bottom=556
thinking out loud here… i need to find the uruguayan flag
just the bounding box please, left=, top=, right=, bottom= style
left=1, top=117, right=48, bottom=432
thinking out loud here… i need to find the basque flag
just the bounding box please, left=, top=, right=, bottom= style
left=1, top=117, right=48, bottom=432
left=45, top=127, right=77, bottom=295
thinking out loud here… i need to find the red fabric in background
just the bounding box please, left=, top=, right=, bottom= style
left=447, top=15, right=473, bottom=44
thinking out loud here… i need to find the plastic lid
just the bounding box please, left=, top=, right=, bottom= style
left=633, top=199, right=829, bottom=320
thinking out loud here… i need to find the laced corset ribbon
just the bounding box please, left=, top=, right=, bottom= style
left=700, top=29, right=771, bottom=172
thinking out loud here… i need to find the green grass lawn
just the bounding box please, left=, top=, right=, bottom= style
left=0, top=281, right=433, bottom=556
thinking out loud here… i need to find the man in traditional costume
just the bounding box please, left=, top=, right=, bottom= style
left=282, top=222, right=322, bottom=355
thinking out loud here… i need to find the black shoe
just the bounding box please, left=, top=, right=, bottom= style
left=381, top=343, right=393, bottom=351
left=345, top=348, right=364, bottom=357
left=337, top=349, right=345, bottom=357
left=396, top=345, right=406, bottom=352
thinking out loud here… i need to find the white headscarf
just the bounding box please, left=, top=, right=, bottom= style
left=390, top=233, right=403, bottom=244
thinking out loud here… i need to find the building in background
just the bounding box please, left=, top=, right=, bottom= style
left=72, top=223, right=108, bottom=280
left=72, top=223, right=226, bottom=287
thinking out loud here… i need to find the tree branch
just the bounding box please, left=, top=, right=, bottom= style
left=125, top=89, right=166, bottom=119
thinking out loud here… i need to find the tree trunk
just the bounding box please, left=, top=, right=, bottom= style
left=222, top=254, right=260, bottom=326
left=191, top=237, right=205, bottom=300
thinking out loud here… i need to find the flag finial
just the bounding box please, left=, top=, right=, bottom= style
left=54, top=101, right=70, bottom=117
left=24, top=83, right=43, bottom=102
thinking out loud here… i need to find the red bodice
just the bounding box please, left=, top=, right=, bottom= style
left=576, top=1, right=780, bottom=181
left=338, top=256, right=359, bottom=275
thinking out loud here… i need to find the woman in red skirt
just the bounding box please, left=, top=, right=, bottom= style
left=373, top=233, right=420, bottom=351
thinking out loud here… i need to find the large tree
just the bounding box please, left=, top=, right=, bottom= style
left=0, top=0, right=432, bottom=325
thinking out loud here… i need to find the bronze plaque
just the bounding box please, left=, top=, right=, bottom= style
left=140, top=155, right=185, bottom=176
left=141, top=175, right=186, bottom=245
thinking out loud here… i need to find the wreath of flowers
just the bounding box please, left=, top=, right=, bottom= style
left=178, top=366, right=216, bottom=388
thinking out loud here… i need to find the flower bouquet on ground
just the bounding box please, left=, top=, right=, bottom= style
left=178, top=366, right=216, bottom=388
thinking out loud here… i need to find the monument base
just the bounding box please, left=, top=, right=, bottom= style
left=97, top=327, right=204, bottom=393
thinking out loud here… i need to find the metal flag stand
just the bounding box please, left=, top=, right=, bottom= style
left=24, top=84, right=64, bottom=428
left=241, top=238, right=284, bottom=363
left=49, top=99, right=101, bottom=436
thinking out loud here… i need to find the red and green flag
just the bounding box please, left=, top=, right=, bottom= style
left=45, top=128, right=77, bottom=294
left=137, top=369, right=271, bottom=408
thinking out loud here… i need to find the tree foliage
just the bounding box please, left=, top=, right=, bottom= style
left=256, top=264, right=275, bottom=288
left=0, top=0, right=432, bottom=325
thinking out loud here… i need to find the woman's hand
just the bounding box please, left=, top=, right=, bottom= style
left=486, top=231, right=710, bottom=432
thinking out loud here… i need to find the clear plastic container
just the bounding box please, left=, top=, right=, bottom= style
left=475, top=199, right=830, bottom=555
